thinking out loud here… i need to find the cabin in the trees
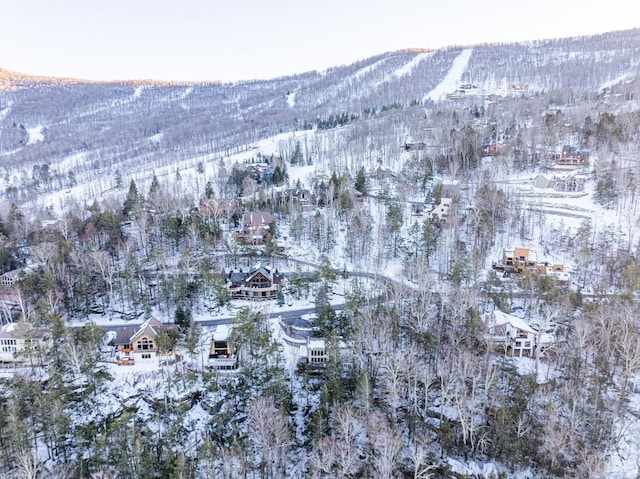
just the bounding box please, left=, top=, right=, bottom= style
left=500, top=247, right=538, bottom=273
left=483, top=142, right=506, bottom=156
left=427, top=197, right=453, bottom=223
left=208, top=325, right=238, bottom=371
left=273, top=188, right=313, bottom=210
left=0, top=322, right=52, bottom=366
left=533, top=174, right=586, bottom=192
left=484, top=310, right=537, bottom=357
left=227, top=263, right=283, bottom=301
left=551, top=145, right=589, bottom=166
left=114, top=317, right=178, bottom=365
left=237, top=211, right=274, bottom=245
left=297, top=337, right=354, bottom=372
left=0, top=267, right=31, bottom=303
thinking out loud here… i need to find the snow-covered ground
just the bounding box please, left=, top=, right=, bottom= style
left=393, top=52, right=433, bottom=78
left=423, top=48, right=473, bottom=102
left=26, top=125, right=44, bottom=145
left=606, top=389, right=640, bottom=478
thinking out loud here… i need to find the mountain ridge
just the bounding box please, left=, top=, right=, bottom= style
left=0, top=66, right=222, bottom=91
left=3, top=27, right=637, bottom=87
left=0, top=28, right=638, bottom=212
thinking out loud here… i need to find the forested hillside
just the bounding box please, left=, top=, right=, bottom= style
left=0, top=28, right=639, bottom=478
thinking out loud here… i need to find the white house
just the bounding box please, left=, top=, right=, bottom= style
left=427, top=198, right=453, bottom=222
left=533, top=174, right=550, bottom=189
left=300, top=337, right=353, bottom=369
left=484, top=310, right=537, bottom=357
left=0, top=322, right=52, bottom=365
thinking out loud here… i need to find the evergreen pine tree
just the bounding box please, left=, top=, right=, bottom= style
left=290, top=141, right=303, bottom=165
left=354, top=167, right=368, bottom=195
left=122, top=179, right=139, bottom=218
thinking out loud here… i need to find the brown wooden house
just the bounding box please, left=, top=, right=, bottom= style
left=227, top=263, right=283, bottom=301
left=552, top=145, right=589, bottom=166
left=114, top=317, right=178, bottom=365
left=208, top=325, right=238, bottom=370
left=237, top=211, right=275, bottom=245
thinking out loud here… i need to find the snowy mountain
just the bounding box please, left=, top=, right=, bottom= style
left=0, top=28, right=638, bottom=211
left=1, top=28, right=640, bottom=479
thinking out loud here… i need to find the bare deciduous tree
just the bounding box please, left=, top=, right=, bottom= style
left=249, top=396, right=292, bottom=478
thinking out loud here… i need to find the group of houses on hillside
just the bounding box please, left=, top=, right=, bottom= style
left=492, top=247, right=570, bottom=284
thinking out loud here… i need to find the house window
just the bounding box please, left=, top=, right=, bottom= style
left=310, top=349, right=326, bottom=364
left=137, top=338, right=154, bottom=350
left=213, top=341, right=230, bottom=357
left=141, top=353, right=151, bottom=359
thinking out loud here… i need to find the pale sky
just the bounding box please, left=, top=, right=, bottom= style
left=0, top=0, right=637, bottom=83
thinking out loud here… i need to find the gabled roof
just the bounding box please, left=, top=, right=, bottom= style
left=114, top=327, right=137, bottom=345
left=487, top=310, right=536, bottom=334
left=228, top=262, right=282, bottom=286
left=0, top=322, right=50, bottom=340
left=242, top=211, right=274, bottom=227
left=229, top=271, right=247, bottom=284
left=246, top=263, right=274, bottom=283
left=114, top=317, right=175, bottom=345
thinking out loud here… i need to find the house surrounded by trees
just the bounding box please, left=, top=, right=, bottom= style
left=114, top=317, right=178, bottom=365
left=226, top=263, right=284, bottom=301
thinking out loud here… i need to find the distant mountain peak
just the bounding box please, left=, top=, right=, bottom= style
left=0, top=67, right=219, bottom=91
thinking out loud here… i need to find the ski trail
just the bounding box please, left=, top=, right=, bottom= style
left=393, top=52, right=433, bottom=78
left=423, top=48, right=473, bottom=103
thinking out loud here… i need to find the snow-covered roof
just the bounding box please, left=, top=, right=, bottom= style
left=487, top=310, right=536, bottom=334
left=114, top=317, right=176, bottom=345
left=307, top=338, right=325, bottom=348
left=211, top=324, right=231, bottom=341
left=0, top=322, right=50, bottom=339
